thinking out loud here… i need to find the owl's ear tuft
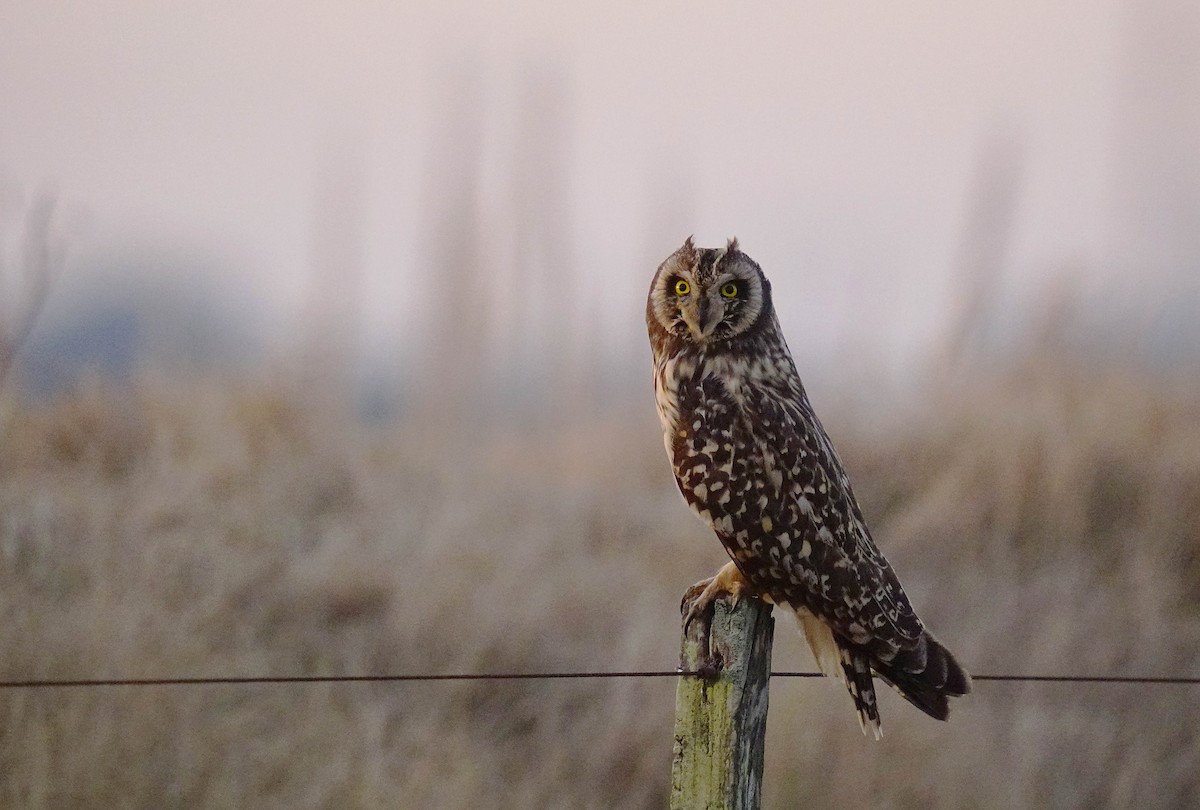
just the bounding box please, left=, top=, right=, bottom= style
left=726, top=236, right=740, bottom=254
left=677, top=235, right=698, bottom=263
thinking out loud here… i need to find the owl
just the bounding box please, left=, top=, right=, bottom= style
left=647, top=237, right=969, bottom=737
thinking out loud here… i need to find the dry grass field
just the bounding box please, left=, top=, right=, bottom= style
left=2, top=345, right=1199, bottom=808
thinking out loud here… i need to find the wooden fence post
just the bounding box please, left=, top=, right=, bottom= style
left=670, top=595, right=775, bottom=810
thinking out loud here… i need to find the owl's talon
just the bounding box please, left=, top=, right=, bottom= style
left=681, top=561, right=754, bottom=636
left=682, top=597, right=715, bottom=636
left=680, top=576, right=717, bottom=632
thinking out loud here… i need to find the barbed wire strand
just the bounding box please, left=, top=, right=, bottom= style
left=1, top=671, right=1198, bottom=689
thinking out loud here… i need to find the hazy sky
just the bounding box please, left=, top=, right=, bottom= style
left=1, top=1, right=1196, bottom=376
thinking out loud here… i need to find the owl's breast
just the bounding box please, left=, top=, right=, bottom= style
left=661, top=354, right=759, bottom=522
left=661, top=351, right=779, bottom=441
left=662, top=351, right=827, bottom=595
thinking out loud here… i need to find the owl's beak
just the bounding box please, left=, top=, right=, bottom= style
left=681, top=296, right=721, bottom=341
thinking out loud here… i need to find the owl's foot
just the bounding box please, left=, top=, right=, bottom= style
left=680, top=561, right=754, bottom=634
left=680, top=562, right=755, bottom=679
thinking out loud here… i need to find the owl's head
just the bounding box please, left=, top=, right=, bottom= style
left=646, top=237, right=772, bottom=349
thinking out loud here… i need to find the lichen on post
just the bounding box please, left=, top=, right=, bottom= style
left=670, top=594, right=775, bottom=810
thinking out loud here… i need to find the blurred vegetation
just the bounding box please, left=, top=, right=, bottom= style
left=3, top=5, right=1198, bottom=806
left=1, top=332, right=1198, bottom=808
left=3, top=94, right=1198, bottom=805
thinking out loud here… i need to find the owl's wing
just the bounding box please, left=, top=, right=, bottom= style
left=696, top=372, right=925, bottom=659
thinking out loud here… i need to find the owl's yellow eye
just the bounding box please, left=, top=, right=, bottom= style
left=720, top=282, right=739, bottom=298
left=674, top=279, right=691, bottom=296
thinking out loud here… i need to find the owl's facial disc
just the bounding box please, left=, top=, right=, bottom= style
left=670, top=266, right=760, bottom=344
left=649, top=238, right=768, bottom=347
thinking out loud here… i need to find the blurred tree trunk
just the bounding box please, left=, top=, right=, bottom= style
left=296, top=144, right=366, bottom=414
left=0, top=193, right=60, bottom=393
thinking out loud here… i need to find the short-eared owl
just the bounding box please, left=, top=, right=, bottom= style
left=647, top=237, right=969, bottom=737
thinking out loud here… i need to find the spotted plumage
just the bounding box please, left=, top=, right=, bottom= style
left=647, top=237, right=970, bottom=737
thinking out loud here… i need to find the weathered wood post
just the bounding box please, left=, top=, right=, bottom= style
left=670, top=595, right=775, bottom=810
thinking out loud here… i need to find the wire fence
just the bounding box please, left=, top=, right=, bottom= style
left=3, top=671, right=1199, bottom=689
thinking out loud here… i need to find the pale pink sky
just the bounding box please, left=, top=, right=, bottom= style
left=1, top=1, right=1196, bottom=375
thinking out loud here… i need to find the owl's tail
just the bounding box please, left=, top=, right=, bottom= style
left=838, top=646, right=883, bottom=739
left=872, top=631, right=972, bottom=723
left=796, top=610, right=969, bottom=737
